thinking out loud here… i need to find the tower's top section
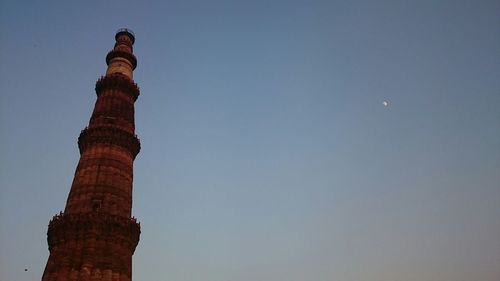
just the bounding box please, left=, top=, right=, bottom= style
left=115, top=28, right=135, bottom=45
left=106, top=28, right=137, bottom=79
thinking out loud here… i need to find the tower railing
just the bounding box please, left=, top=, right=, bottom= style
left=116, top=28, right=135, bottom=37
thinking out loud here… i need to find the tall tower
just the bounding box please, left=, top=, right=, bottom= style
left=42, top=29, right=141, bottom=281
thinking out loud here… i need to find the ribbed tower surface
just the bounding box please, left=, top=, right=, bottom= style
left=42, top=29, right=141, bottom=281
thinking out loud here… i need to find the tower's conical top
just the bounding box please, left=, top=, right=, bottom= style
left=115, top=28, right=135, bottom=45
left=106, top=28, right=137, bottom=78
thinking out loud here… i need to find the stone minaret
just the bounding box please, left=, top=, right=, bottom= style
left=42, top=29, right=141, bottom=281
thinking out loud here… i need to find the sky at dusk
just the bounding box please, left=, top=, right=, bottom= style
left=1, top=1, right=499, bottom=280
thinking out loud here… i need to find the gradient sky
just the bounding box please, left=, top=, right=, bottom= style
left=1, top=1, right=499, bottom=281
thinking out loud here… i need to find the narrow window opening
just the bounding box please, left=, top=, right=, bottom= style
left=92, top=200, right=102, bottom=212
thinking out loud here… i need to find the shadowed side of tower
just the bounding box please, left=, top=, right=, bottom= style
left=42, top=29, right=141, bottom=281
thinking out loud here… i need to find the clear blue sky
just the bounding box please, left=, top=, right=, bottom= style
left=1, top=1, right=499, bottom=280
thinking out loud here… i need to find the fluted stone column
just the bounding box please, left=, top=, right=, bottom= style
left=42, top=29, right=141, bottom=281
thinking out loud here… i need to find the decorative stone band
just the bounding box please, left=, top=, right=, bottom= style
left=47, top=212, right=140, bottom=253
left=95, top=73, right=140, bottom=101
left=78, top=127, right=141, bottom=159
left=106, top=49, right=137, bottom=70
left=75, top=157, right=133, bottom=175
